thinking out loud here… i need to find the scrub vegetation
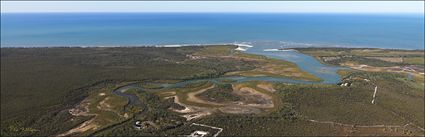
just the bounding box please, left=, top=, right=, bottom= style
left=293, top=47, right=425, bottom=82
left=193, top=70, right=424, bottom=136
left=293, top=47, right=424, bottom=67
left=197, top=84, right=241, bottom=102
left=0, top=45, right=256, bottom=136
left=1, top=46, right=424, bottom=136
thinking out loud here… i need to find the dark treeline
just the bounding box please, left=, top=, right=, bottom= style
left=0, top=46, right=254, bottom=136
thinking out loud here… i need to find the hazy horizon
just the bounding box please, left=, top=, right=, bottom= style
left=1, top=1, right=424, bottom=14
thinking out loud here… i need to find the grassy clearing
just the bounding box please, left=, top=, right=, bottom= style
left=234, top=52, right=268, bottom=60
left=404, top=57, right=425, bottom=65
left=412, top=73, right=425, bottom=84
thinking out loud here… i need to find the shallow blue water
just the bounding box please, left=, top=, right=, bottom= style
left=244, top=42, right=345, bottom=84
left=1, top=13, right=424, bottom=49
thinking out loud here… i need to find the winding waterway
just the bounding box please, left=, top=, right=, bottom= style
left=244, top=41, right=345, bottom=84
left=112, top=43, right=346, bottom=108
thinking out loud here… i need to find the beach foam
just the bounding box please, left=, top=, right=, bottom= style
left=235, top=47, right=247, bottom=51
left=263, top=49, right=295, bottom=52
left=160, top=44, right=183, bottom=47
left=233, top=42, right=253, bottom=51
left=234, top=43, right=253, bottom=48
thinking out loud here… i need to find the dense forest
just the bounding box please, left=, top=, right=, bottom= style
left=1, top=46, right=423, bottom=136
left=0, top=45, right=255, bottom=136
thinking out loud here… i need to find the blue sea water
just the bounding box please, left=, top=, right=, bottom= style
left=1, top=13, right=424, bottom=49
left=1, top=13, right=423, bottom=83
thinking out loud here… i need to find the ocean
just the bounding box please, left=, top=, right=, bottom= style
left=1, top=13, right=424, bottom=49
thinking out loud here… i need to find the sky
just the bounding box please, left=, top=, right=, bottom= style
left=1, top=1, right=424, bottom=13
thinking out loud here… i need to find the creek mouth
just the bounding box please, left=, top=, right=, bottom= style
left=244, top=41, right=347, bottom=84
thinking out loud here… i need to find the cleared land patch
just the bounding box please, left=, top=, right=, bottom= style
left=59, top=86, right=129, bottom=136
left=163, top=81, right=280, bottom=121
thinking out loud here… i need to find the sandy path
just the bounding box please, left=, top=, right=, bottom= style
left=257, top=84, right=276, bottom=92
left=58, top=96, right=120, bottom=136
left=172, top=95, right=213, bottom=121
left=186, top=85, right=224, bottom=106
left=57, top=118, right=99, bottom=136
left=172, top=95, right=196, bottom=113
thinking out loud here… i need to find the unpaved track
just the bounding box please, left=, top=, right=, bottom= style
left=57, top=99, right=98, bottom=136
left=58, top=118, right=99, bottom=136
left=257, top=84, right=276, bottom=92
left=308, top=119, right=425, bottom=135
left=186, top=85, right=224, bottom=106
left=59, top=95, right=126, bottom=136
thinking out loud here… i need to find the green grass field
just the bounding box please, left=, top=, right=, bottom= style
left=404, top=57, right=425, bottom=65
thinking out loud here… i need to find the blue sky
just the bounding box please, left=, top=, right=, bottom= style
left=1, top=1, right=424, bottom=13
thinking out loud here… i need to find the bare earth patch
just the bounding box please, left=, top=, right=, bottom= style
left=170, top=96, right=214, bottom=121
left=342, top=63, right=424, bottom=81
left=59, top=91, right=129, bottom=136
left=257, top=83, right=276, bottom=92
left=57, top=119, right=99, bottom=136
left=234, top=87, right=274, bottom=108
left=186, top=85, right=224, bottom=106
left=59, top=99, right=99, bottom=136
left=169, top=82, right=277, bottom=120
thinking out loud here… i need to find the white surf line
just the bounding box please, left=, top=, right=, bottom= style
left=263, top=49, right=295, bottom=52
left=191, top=123, right=223, bottom=137
left=235, top=46, right=247, bottom=51
left=234, top=43, right=254, bottom=51
left=371, top=86, right=378, bottom=104
left=233, top=43, right=253, bottom=47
